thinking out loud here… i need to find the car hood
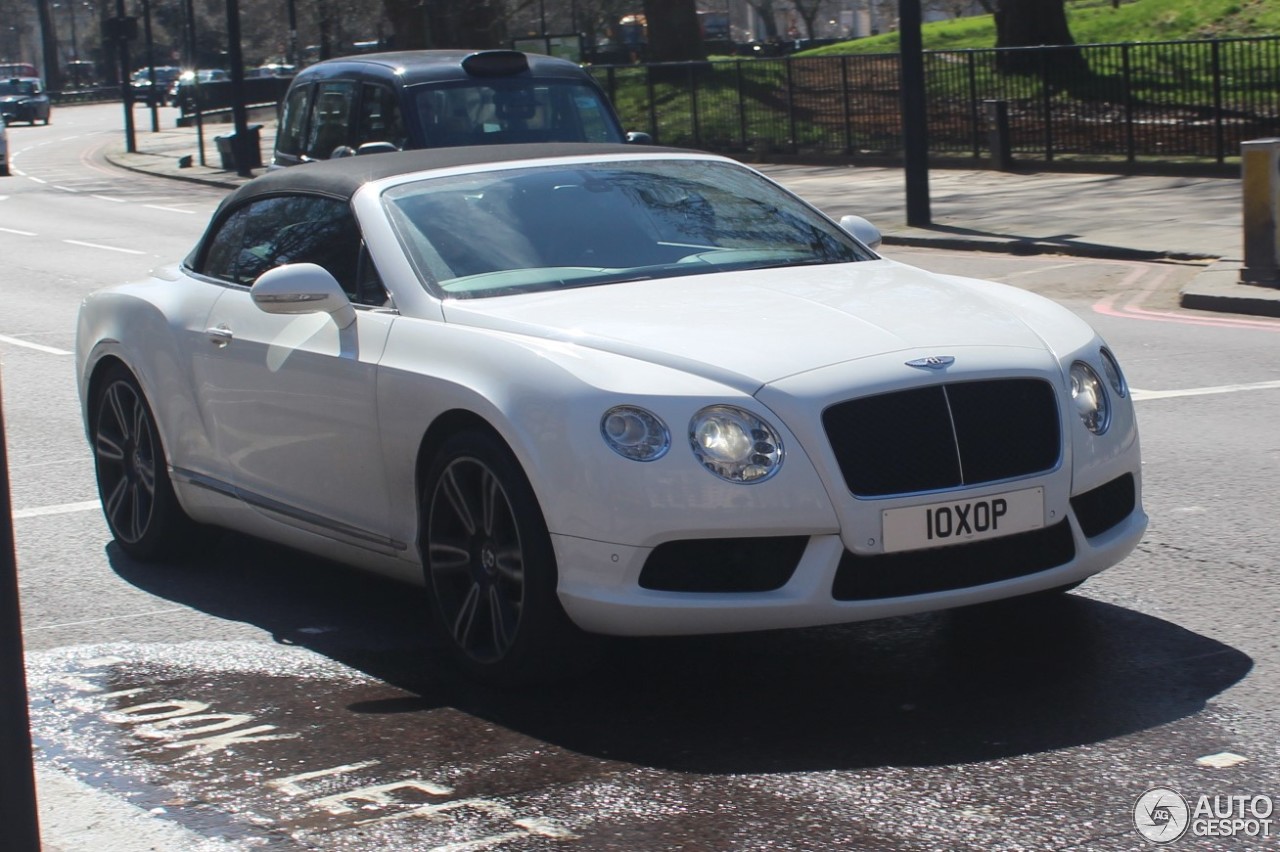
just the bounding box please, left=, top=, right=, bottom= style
left=440, top=260, right=1068, bottom=390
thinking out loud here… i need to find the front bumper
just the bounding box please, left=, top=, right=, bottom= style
left=553, top=483, right=1146, bottom=636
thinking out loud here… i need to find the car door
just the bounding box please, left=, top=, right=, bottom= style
left=195, top=193, right=399, bottom=550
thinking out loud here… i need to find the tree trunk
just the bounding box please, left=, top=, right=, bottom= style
left=994, top=0, right=1086, bottom=76
left=38, top=0, right=63, bottom=90
left=641, top=0, right=706, bottom=62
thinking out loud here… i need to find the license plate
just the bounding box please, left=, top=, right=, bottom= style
left=881, top=487, right=1044, bottom=553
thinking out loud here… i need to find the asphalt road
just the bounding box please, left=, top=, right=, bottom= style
left=3, top=104, right=1280, bottom=851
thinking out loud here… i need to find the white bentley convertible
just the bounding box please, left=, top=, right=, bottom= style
left=76, top=144, right=1146, bottom=682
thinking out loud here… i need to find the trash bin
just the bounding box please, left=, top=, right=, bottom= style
left=213, top=124, right=263, bottom=172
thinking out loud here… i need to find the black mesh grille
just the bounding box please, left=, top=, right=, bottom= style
left=822, top=379, right=1060, bottom=497
left=1070, top=473, right=1136, bottom=538
left=640, top=536, right=807, bottom=593
left=832, top=519, right=1076, bottom=601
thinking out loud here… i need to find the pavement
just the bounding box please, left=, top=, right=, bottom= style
left=102, top=116, right=1280, bottom=318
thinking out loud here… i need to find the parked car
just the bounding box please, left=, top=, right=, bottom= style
left=0, top=62, right=39, bottom=78
left=167, top=68, right=230, bottom=107
left=76, top=144, right=1146, bottom=683
left=272, top=49, right=646, bottom=167
left=0, top=114, right=9, bottom=175
left=130, top=66, right=182, bottom=106
left=0, top=77, right=50, bottom=125
left=246, top=63, right=295, bottom=78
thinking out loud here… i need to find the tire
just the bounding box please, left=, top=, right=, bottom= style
left=421, top=430, right=591, bottom=685
left=90, top=365, right=197, bottom=560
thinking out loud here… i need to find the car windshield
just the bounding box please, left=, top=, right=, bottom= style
left=0, top=80, right=37, bottom=95
left=384, top=159, right=873, bottom=299
left=412, top=80, right=622, bottom=147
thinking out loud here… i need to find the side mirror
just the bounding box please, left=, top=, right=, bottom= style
left=838, top=214, right=883, bottom=251
left=626, top=131, right=653, bottom=145
left=251, top=263, right=356, bottom=328
left=357, top=141, right=399, bottom=156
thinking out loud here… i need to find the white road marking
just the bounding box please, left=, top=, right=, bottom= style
left=55, top=185, right=80, bottom=193
left=63, top=239, right=145, bottom=255
left=28, top=175, right=46, bottom=183
left=144, top=204, right=194, bottom=214
left=91, top=194, right=127, bottom=203
left=27, top=607, right=189, bottom=631
left=1131, top=380, right=1280, bottom=401
left=12, top=500, right=101, bottom=518
left=0, top=226, right=37, bottom=236
left=0, top=334, right=72, bottom=355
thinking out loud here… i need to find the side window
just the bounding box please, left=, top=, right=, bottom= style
left=355, top=83, right=407, bottom=151
left=195, top=195, right=385, bottom=305
left=200, top=207, right=250, bottom=282
left=304, top=81, right=356, bottom=160
left=275, top=85, right=312, bottom=157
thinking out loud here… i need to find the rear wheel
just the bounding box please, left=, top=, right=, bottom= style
left=421, top=430, right=590, bottom=684
left=90, top=365, right=196, bottom=560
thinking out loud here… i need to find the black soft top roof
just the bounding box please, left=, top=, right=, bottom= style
left=291, top=49, right=591, bottom=86
left=218, top=143, right=697, bottom=208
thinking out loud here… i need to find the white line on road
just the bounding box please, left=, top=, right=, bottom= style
left=91, top=194, right=127, bottom=203
left=55, top=185, right=81, bottom=193
left=63, top=239, right=145, bottom=255
left=0, top=226, right=37, bottom=236
left=1131, top=380, right=1280, bottom=401
left=28, top=175, right=46, bottom=183
left=13, top=500, right=101, bottom=519
left=144, top=204, right=195, bottom=214
left=0, top=334, right=73, bottom=355
left=27, top=607, right=190, bottom=632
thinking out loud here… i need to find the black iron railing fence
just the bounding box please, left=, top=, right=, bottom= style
left=591, top=35, right=1280, bottom=172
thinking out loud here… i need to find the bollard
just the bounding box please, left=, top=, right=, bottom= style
left=984, top=99, right=1012, bottom=172
left=1240, top=138, right=1280, bottom=286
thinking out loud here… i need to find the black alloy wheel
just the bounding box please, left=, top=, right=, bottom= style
left=91, top=365, right=195, bottom=560
left=422, top=430, right=587, bottom=683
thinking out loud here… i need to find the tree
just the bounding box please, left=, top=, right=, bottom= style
left=743, top=0, right=780, bottom=41
left=991, top=0, right=1086, bottom=75
left=381, top=0, right=507, bottom=49
left=640, top=0, right=705, bottom=61
left=792, top=0, right=825, bottom=40
left=37, top=0, right=63, bottom=89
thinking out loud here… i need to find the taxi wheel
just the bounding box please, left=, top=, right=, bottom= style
left=421, top=430, right=591, bottom=685
left=90, top=365, right=196, bottom=561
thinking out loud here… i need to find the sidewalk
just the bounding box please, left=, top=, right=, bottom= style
left=104, top=117, right=1280, bottom=317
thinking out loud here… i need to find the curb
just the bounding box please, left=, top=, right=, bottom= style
left=1178, top=260, right=1280, bottom=318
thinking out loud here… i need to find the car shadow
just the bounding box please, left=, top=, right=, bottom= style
left=108, top=529, right=1252, bottom=775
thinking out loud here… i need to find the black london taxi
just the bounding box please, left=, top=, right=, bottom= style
left=272, top=49, right=645, bottom=167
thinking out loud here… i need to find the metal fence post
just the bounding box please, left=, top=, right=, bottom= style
left=1123, top=43, right=1135, bottom=165
left=0, top=376, right=42, bottom=852
left=785, top=57, right=798, bottom=154
left=736, top=60, right=748, bottom=150
left=1212, top=40, right=1226, bottom=164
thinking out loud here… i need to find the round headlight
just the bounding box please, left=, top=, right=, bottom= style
left=689, top=405, right=783, bottom=482
left=1070, top=361, right=1111, bottom=435
left=1099, top=347, right=1127, bottom=398
left=601, top=406, right=670, bottom=461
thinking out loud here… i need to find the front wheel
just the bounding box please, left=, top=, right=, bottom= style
left=421, top=430, right=590, bottom=684
left=90, top=365, right=197, bottom=560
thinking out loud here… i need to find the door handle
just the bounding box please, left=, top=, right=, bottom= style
left=206, top=325, right=233, bottom=348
